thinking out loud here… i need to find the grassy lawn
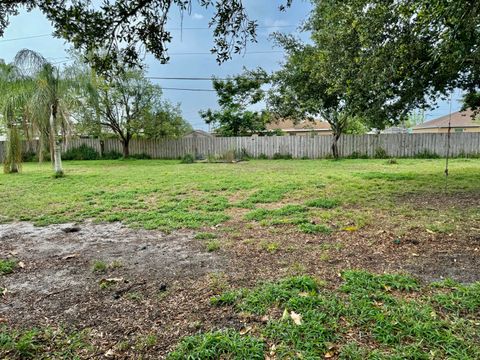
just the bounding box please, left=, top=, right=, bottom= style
left=0, top=158, right=478, bottom=232
left=1, top=158, right=479, bottom=358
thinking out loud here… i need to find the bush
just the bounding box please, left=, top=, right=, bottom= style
left=22, top=150, right=37, bottom=162
left=63, top=144, right=100, bottom=160
left=273, top=153, right=293, bottom=160
left=414, top=149, right=440, bottom=159
left=348, top=151, right=369, bottom=159
left=374, top=147, right=388, bottom=159
left=181, top=154, right=195, bottom=164
left=257, top=153, right=269, bottom=160
left=102, top=150, right=123, bottom=160
left=128, top=153, right=151, bottom=159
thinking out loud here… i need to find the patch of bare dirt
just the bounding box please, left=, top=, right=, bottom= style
left=0, top=222, right=235, bottom=358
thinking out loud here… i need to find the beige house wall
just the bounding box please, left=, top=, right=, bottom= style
left=285, top=131, right=332, bottom=136
left=413, top=127, right=480, bottom=134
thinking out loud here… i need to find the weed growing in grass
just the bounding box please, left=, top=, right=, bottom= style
left=298, top=223, right=332, bottom=234
left=260, top=241, right=279, bottom=253
left=0, top=259, right=17, bottom=275
left=0, top=326, right=92, bottom=358
left=208, top=272, right=229, bottom=293
left=192, top=271, right=480, bottom=359
left=206, top=240, right=220, bottom=252
left=180, top=154, right=195, bottom=164
left=245, top=205, right=308, bottom=225
left=426, top=222, right=456, bottom=233
left=305, top=198, right=339, bottom=209
left=92, top=260, right=108, bottom=273
left=194, top=232, right=217, bottom=240
left=135, top=333, right=158, bottom=350
left=125, top=292, right=143, bottom=302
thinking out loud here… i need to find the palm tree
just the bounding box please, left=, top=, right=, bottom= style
left=14, top=49, right=75, bottom=176
left=0, top=62, right=30, bottom=173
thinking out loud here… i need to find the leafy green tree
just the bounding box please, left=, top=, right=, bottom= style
left=269, top=6, right=375, bottom=158
left=200, top=71, right=270, bottom=136
left=304, top=0, right=480, bottom=117
left=78, top=67, right=190, bottom=157
left=142, top=102, right=192, bottom=139
left=0, top=1, right=292, bottom=72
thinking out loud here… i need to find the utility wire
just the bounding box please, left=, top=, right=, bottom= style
left=161, top=87, right=216, bottom=92
left=0, top=25, right=296, bottom=43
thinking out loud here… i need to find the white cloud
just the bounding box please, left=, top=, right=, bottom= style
left=192, top=13, right=204, bottom=20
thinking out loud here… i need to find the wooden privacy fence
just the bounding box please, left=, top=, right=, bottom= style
left=1, top=133, right=479, bottom=160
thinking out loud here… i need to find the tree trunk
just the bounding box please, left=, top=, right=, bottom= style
left=49, top=104, right=64, bottom=176
left=122, top=139, right=130, bottom=158
left=331, top=133, right=341, bottom=159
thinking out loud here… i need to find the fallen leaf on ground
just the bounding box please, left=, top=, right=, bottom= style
left=62, top=254, right=78, bottom=260
left=324, top=352, right=334, bottom=358
left=17, top=261, right=25, bottom=268
left=99, top=278, right=124, bottom=285
left=298, top=292, right=309, bottom=297
left=290, top=311, right=302, bottom=325
left=281, top=308, right=289, bottom=321
left=426, top=229, right=435, bottom=234
left=104, top=349, right=115, bottom=357
left=239, top=326, right=252, bottom=335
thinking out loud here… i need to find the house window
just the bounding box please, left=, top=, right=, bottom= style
left=454, top=128, right=464, bottom=133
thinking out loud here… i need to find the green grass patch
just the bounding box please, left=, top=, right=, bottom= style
left=0, top=259, right=17, bottom=275
left=206, top=240, right=220, bottom=252
left=0, top=326, right=93, bottom=359
left=297, top=223, right=332, bottom=234
left=167, top=330, right=264, bottom=360
left=194, top=232, right=217, bottom=240
left=305, top=198, right=339, bottom=209
left=0, top=159, right=479, bottom=234
left=186, top=271, right=480, bottom=359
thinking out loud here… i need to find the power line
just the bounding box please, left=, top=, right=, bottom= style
left=0, top=25, right=296, bottom=43
left=169, top=50, right=282, bottom=56
left=161, top=87, right=216, bottom=92
left=0, top=33, right=52, bottom=42
left=148, top=76, right=225, bottom=81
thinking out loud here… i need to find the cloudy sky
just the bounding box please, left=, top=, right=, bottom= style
left=0, top=1, right=463, bottom=130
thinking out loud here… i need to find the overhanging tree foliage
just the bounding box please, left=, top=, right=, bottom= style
left=0, top=1, right=291, bottom=72
left=269, top=1, right=385, bottom=158
left=307, top=0, right=480, bottom=117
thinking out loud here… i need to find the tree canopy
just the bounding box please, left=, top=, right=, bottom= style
left=305, top=0, right=480, bottom=117
left=200, top=70, right=270, bottom=136
left=0, top=1, right=291, bottom=72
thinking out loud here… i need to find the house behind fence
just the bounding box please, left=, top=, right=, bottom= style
left=0, top=133, right=479, bottom=161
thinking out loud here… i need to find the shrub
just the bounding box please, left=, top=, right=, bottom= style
left=180, top=154, right=195, bottom=164
left=63, top=144, right=100, bottom=160
left=101, top=150, right=123, bottom=160
left=273, top=153, right=293, bottom=160
left=129, top=153, right=151, bottom=159
left=257, top=153, right=269, bottom=159
left=374, top=147, right=388, bottom=159
left=348, top=151, right=369, bottom=159
left=414, top=149, right=440, bottom=159
left=22, top=150, right=37, bottom=162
